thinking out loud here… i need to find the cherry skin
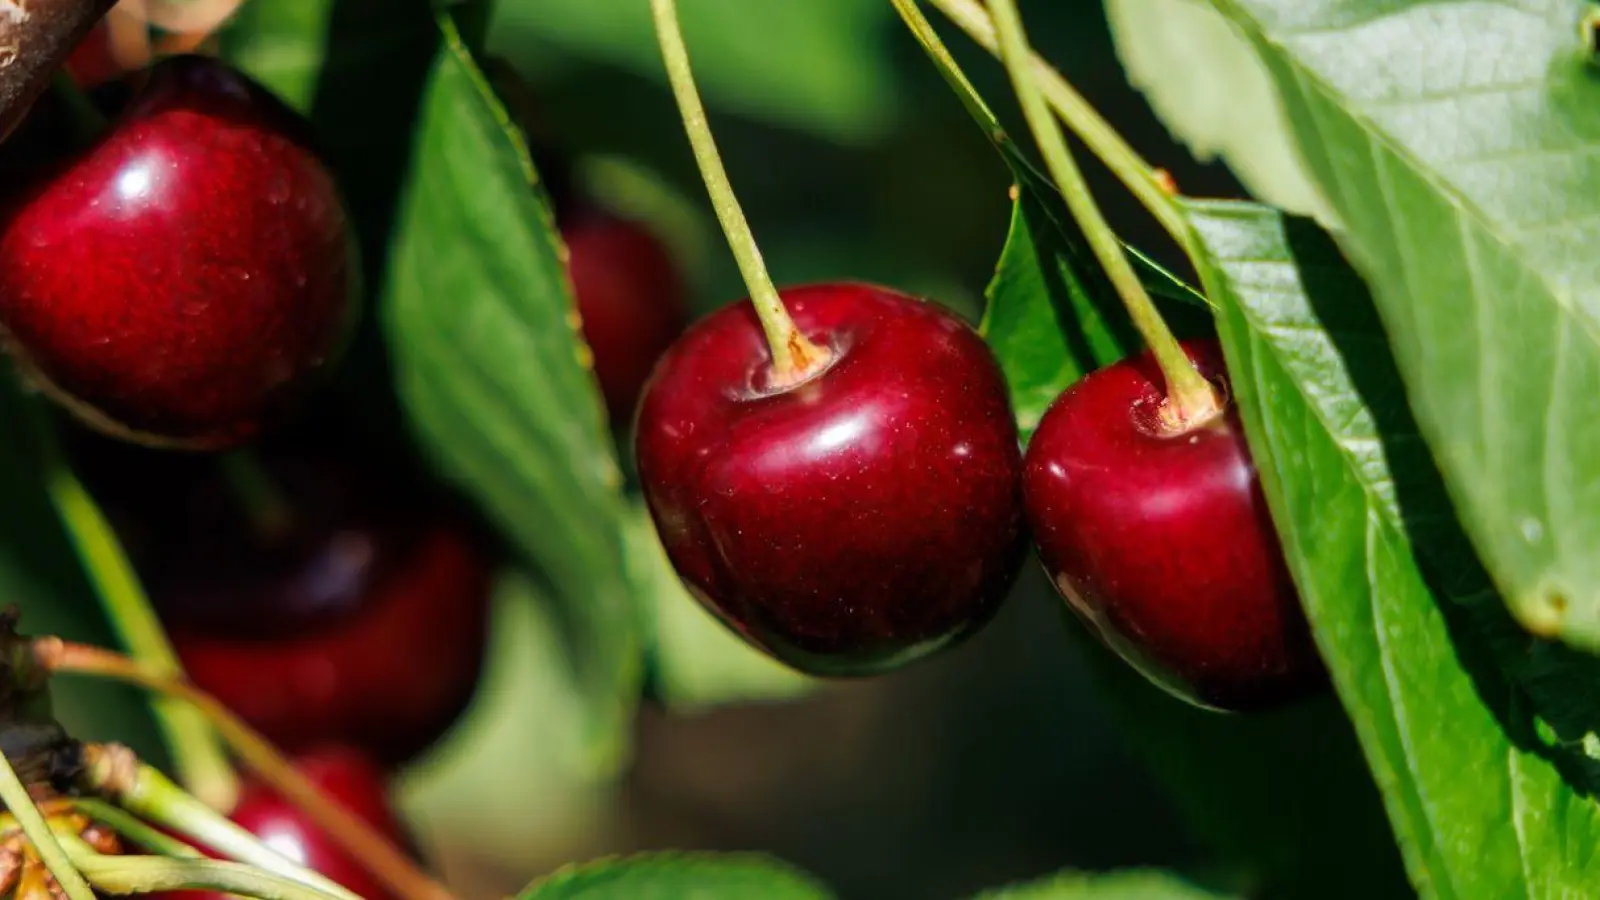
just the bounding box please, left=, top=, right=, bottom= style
left=563, top=211, right=687, bottom=422
left=155, top=495, right=492, bottom=765
left=0, top=54, right=359, bottom=450
left=634, top=282, right=1026, bottom=676
left=174, top=746, right=410, bottom=900
left=64, top=21, right=125, bottom=90
left=1022, top=338, right=1324, bottom=712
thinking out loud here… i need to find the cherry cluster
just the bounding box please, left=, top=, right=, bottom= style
left=0, top=10, right=1330, bottom=898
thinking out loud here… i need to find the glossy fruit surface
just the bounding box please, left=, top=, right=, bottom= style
left=0, top=54, right=358, bottom=449
left=634, top=282, right=1026, bottom=676
left=185, top=746, right=408, bottom=900
left=155, top=474, right=493, bottom=763
left=1022, top=339, right=1323, bottom=712
left=563, top=211, right=687, bottom=422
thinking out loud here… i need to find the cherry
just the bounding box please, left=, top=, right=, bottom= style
left=175, top=746, right=410, bottom=900
left=63, top=22, right=124, bottom=89
left=1021, top=338, right=1323, bottom=712
left=634, top=282, right=1026, bottom=676
left=0, top=54, right=359, bottom=450
left=146, top=458, right=493, bottom=763
left=563, top=211, right=688, bottom=422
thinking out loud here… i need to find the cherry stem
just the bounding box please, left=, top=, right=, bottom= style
left=921, top=0, right=1193, bottom=256
left=58, top=833, right=351, bottom=900
left=0, top=748, right=94, bottom=900
left=45, top=644, right=457, bottom=900
left=218, top=452, right=295, bottom=544
left=647, top=0, right=827, bottom=383
left=982, top=0, right=1220, bottom=428
left=70, top=798, right=205, bottom=858
left=77, top=748, right=357, bottom=900
left=28, top=410, right=238, bottom=812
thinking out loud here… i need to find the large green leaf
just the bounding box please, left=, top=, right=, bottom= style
left=1198, top=0, right=1600, bottom=652
left=519, top=853, right=832, bottom=899
left=970, top=869, right=1233, bottom=900
left=488, top=0, right=897, bottom=142
left=1188, top=197, right=1600, bottom=898
left=382, top=17, right=638, bottom=771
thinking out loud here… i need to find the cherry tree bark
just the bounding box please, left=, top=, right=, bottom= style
left=0, top=0, right=116, bottom=140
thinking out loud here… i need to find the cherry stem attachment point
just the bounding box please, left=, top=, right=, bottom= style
left=982, top=0, right=1219, bottom=428
left=27, top=408, right=238, bottom=812
left=648, top=0, right=828, bottom=383
left=58, top=832, right=351, bottom=900
left=44, top=643, right=456, bottom=900
left=0, top=744, right=93, bottom=900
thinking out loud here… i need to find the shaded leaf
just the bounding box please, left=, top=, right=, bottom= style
left=1188, top=197, right=1600, bottom=899
left=1201, top=0, right=1600, bottom=652
left=519, top=853, right=832, bottom=899
left=382, top=17, right=637, bottom=772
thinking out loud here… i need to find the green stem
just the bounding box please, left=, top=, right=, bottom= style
left=51, top=651, right=455, bottom=900
left=923, top=0, right=1193, bottom=253
left=70, top=799, right=205, bottom=858
left=218, top=452, right=295, bottom=542
left=59, top=834, right=352, bottom=900
left=0, top=747, right=94, bottom=900
left=112, top=761, right=359, bottom=900
left=982, top=0, right=1219, bottom=427
left=648, top=0, right=827, bottom=383
left=29, top=412, right=238, bottom=811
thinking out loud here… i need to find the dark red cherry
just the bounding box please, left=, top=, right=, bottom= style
left=563, top=211, right=687, bottom=422
left=63, top=21, right=124, bottom=90
left=179, top=746, right=409, bottom=900
left=634, top=283, right=1026, bottom=676
left=1022, top=338, right=1323, bottom=712
left=159, top=508, right=492, bottom=764
left=0, top=54, right=358, bottom=450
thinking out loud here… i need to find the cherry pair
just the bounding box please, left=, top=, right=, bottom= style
left=635, top=282, right=1323, bottom=711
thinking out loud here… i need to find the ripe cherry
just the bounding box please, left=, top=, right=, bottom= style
left=1022, top=338, right=1323, bottom=712
left=178, top=746, right=410, bottom=900
left=64, top=21, right=124, bottom=89
left=563, top=211, right=687, bottom=423
left=0, top=54, right=359, bottom=450
left=634, top=282, right=1026, bottom=676
left=146, top=457, right=493, bottom=764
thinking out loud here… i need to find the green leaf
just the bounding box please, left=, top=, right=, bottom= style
left=1198, top=0, right=1600, bottom=652
left=488, top=0, right=897, bottom=142
left=981, top=194, right=1133, bottom=437
left=1187, top=197, right=1600, bottom=899
left=622, top=504, right=818, bottom=710
left=519, top=853, right=832, bottom=899
left=382, top=17, right=638, bottom=772
left=1102, top=0, right=1330, bottom=221
left=971, top=869, right=1233, bottom=900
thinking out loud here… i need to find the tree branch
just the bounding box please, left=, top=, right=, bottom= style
left=0, top=0, right=116, bottom=141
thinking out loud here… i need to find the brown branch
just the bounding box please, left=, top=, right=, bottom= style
left=0, top=0, right=117, bottom=141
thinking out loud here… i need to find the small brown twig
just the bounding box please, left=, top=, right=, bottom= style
left=0, top=0, right=119, bottom=141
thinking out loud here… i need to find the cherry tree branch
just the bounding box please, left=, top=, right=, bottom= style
left=0, top=0, right=116, bottom=140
